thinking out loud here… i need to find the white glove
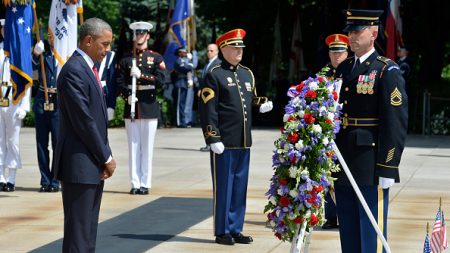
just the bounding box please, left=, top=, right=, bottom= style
left=107, top=108, right=115, bottom=121
left=186, top=53, right=193, bottom=60
left=259, top=101, right=273, bottom=113
left=15, top=108, right=27, bottom=120
left=127, top=95, right=138, bottom=105
left=210, top=142, right=225, bottom=154
left=33, top=40, right=45, bottom=55
left=130, top=66, right=141, bottom=79
left=379, top=177, right=395, bottom=189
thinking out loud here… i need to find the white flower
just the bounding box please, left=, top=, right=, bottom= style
left=277, top=188, right=284, bottom=196
left=301, top=168, right=309, bottom=177
left=319, top=106, right=327, bottom=114
left=288, top=212, right=297, bottom=220
left=289, top=166, right=297, bottom=178
left=323, top=137, right=329, bottom=145
left=327, top=112, right=335, bottom=121
left=283, top=114, right=290, bottom=122
left=276, top=209, right=281, bottom=217
left=327, top=85, right=334, bottom=93
left=289, top=189, right=298, bottom=198
left=298, top=110, right=305, bottom=118
left=269, top=196, right=277, bottom=205
left=284, top=143, right=290, bottom=151
left=312, top=124, right=322, bottom=133
left=270, top=220, right=276, bottom=227
left=309, top=81, right=318, bottom=90
left=293, top=97, right=301, bottom=107
left=295, top=140, right=304, bottom=150
left=305, top=210, right=311, bottom=218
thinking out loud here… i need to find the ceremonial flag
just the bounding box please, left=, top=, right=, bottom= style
left=269, top=6, right=282, bottom=83
left=385, top=0, right=403, bottom=60
left=288, top=12, right=306, bottom=83
left=3, top=0, right=34, bottom=105
left=431, top=208, right=448, bottom=252
left=163, top=0, right=195, bottom=71
left=423, top=233, right=431, bottom=253
left=48, top=0, right=82, bottom=76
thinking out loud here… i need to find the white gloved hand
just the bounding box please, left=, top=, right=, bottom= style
left=259, top=101, right=273, bottom=113
left=379, top=177, right=395, bottom=189
left=127, top=95, right=138, bottom=105
left=210, top=142, right=225, bottom=154
left=107, top=108, right=115, bottom=121
left=33, top=40, right=45, bottom=55
left=130, top=66, right=141, bottom=79
left=15, top=108, right=27, bottom=120
left=186, top=53, right=193, bottom=60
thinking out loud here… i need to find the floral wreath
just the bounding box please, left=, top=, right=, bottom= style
left=264, top=66, right=343, bottom=242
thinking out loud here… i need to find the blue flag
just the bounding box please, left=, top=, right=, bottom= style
left=4, top=1, right=34, bottom=105
left=163, top=0, right=190, bottom=71
left=423, top=233, right=431, bottom=253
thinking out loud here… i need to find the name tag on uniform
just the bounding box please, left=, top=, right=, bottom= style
left=245, top=82, right=252, bottom=91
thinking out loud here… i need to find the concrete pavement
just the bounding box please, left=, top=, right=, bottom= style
left=0, top=127, right=449, bottom=252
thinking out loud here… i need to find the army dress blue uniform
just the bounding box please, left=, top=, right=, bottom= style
left=117, top=47, right=166, bottom=193
left=32, top=49, right=60, bottom=192
left=335, top=50, right=408, bottom=253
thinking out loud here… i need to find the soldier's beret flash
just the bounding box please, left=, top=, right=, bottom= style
left=130, top=21, right=153, bottom=33
left=343, top=9, right=384, bottom=32
left=325, top=34, right=349, bottom=52
left=216, top=29, right=246, bottom=48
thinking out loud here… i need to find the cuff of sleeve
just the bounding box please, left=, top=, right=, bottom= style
left=105, top=155, right=112, bottom=164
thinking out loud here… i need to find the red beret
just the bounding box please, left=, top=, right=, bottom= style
left=216, top=29, right=246, bottom=49
left=325, top=34, right=349, bottom=52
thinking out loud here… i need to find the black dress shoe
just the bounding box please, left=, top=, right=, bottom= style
left=200, top=145, right=210, bottom=152
left=0, top=182, right=6, bottom=190
left=47, top=186, right=60, bottom=192
left=231, top=233, right=253, bottom=244
left=3, top=183, right=15, bottom=192
left=39, top=185, right=48, bottom=192
left=129, top=188, right=140, bottom=195
left=215, top=234, right=235, bottom=245
left=139, top=187, right=149, bottom=195
left=321, top=219, right=339, bottom=229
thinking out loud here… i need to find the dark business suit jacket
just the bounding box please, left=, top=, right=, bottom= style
left=54, top=50, right=111, bottom=184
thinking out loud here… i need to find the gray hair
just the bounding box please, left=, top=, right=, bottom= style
left=79, top=18, right=112, bottom=40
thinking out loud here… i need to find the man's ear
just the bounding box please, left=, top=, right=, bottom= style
left=371, top=29, right=378, bottom=41
left=85, top=35, right=93, bottom=46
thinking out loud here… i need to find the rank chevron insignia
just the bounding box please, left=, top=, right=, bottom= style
left=390, top=87, right=402, bottom=106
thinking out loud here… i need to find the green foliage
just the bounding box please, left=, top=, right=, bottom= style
left=109, top=97, right=125, bottom=127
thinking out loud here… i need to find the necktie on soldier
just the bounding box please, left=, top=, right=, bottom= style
left=352, top=58, right=360, bottom=72
left=92, top=65, right=102, bottom=92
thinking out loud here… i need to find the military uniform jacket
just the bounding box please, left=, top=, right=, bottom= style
left=199, top=60, right=257, bottom=148
left=334, top=50, right=408, bottom=186
left=117, top=49, right=166, bottom=119
left=32, top=52, right=58, bottom=114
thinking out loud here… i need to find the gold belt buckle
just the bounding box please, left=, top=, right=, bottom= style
left=43, top=102, right=55, bottom=111
left=0, top=98, right=9, bottom=107
left=342, top=116, right=348, bottom=127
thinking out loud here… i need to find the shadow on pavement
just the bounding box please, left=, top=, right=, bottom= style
left=30, top=197, right=212, bottom=253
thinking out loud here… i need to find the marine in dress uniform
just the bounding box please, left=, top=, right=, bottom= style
left=334, top=10, right=408, bottom=253
left=32, top=38, right=60, bottom=192
left=98, top=50, right=117, bottom=121
left=116, top=21, right=166, bottom=195
left=199, top=29, right=273, bottom=245
left=322, top=33, right=349, bottom=230
left=0, top=19, right=31, bottom=192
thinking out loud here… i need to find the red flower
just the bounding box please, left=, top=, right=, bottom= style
left=333, top=91, right=338, bottom=101
left=288, top=115, right=297, bottom=122
left=304, top=113, right=315, bottom=124
left=296, top=82, right=305, bottom=92
left=275, top=233, right=282, bottom=240
left=313, top=185, right=323, bottom=193
left=293, top=217, right=303, bottom=224
left=317, top=76, right=324, bottom=83
left=309, top=214, right=319, bottom=226
left=287, top=133, right=299, bottom=143
left=305, top=90, right=317, bottom=99
left=290, top=156, right=297, bottom=165
left=279, top=196, right=290, bottom=207
left=278, top=178, right=288, bottom=185
left=326, top=118, right=333, bottom=124
left=279, top=127, right=284, bottom=133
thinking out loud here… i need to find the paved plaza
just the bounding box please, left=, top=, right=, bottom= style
left=0, top=127, right=449, bottom=252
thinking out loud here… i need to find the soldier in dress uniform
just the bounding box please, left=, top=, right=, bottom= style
left=32, top=36, right=60, bottom=192
left=199, top=28, right=273, bottom=245
left=334, top=9, right=408, bottom=253
left=322, top=33, right=349, bottom=230
left=116, top=21, right=166, bottom=195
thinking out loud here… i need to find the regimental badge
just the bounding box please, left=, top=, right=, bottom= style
left=390, top=87, right=402, bottom=106
left=245, top=82, right=252, bottom=91
left=201, top=88, right=215, bottom=104
left=227, top=77, right=236, bottom=86
left=147, top=56, right=154, bottom=65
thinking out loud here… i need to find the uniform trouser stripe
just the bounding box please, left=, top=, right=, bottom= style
left=212, top=153, right=217, bottom=235
left=377, top=187, right=384, bottom=253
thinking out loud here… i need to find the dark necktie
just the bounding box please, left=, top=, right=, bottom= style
left=352, top=59, right=360, bottom=72
left=92, top=65, right=102, bottom=92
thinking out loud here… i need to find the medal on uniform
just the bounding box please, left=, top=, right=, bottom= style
left=367, top=70, right=377, bottom=95
left=147, top=56, right=154, bottom=65
left=245, top=82, right=252, bottom=91
left=227, top=77, right=236, bottom=86
left=356, top=75, right=364, bottom=94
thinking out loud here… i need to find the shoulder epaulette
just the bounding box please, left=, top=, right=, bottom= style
left=209, top=64, right=221, bottom=73
left=376, top=56, right=392, bottom=65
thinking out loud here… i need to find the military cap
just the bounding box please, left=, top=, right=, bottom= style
left=325, top=34, right=349, bottom=52
left=129, top=21, right=153, bottom=34
left=216, top=29, right=246, bottom=48
left=343, top=9, right=384, bottom=32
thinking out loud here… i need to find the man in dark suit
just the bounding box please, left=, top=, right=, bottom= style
left=54, top=18, right=116, bottom=253
left=334, top=9, right=408, bottom=253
